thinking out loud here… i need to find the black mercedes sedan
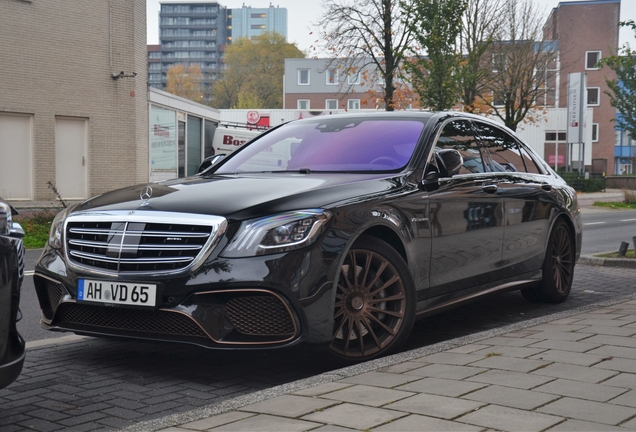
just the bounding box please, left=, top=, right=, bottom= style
left=34, top=112, right=581, bottom=360
left=0, top=201, right=25, bottom=388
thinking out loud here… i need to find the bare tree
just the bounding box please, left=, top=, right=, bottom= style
left=457, top=0, right=504, bottom=113
left=314, top=0, right=415, bottom=111
left=480, top=0, right=556, bottom=131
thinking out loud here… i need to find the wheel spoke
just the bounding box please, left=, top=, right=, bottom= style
left=368, top=306, right=404, bottom=318
left=364, top=261, right=389, bottom=292
left=364, top=318, right=382, bottom=349
left=369, top=275, right=400, bottom=298
left=365, top=311, right=398, bottom=336
left=339, top=266, right=353, bottom=294
left=355, top=318, right=365, bottom=355
left=343, top=316, right=354, bottom=353
left=360, top=252, right=372, bottom=290
left=368, top=292, right=405, bottom=304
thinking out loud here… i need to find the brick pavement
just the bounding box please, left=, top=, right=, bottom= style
left=1, top=264, right=635, bottom=431
left=146, top=294, right=636, bottom=432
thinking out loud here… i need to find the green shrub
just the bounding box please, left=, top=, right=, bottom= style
left=15, top=211, right=58, bottom=249
left=557, top=171, right=606, bottom=192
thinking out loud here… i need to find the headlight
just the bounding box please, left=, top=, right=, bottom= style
left=0, top=202, right=11, bottom=236
left=48, top=205, right=77, bottom=250
left=221, top=209, right=332, bottom=258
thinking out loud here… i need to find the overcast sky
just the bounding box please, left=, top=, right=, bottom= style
left=146, top=0, right=636, bottom=54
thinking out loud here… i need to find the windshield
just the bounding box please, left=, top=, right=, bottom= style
left=215, top=118, right=427, bottom=173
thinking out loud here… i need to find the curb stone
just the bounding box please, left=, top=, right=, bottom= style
left=123, top=290, right=636, bottom=432
left=579, top=254, right=636, bottom=269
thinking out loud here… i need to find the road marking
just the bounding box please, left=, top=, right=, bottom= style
left=620, top=219, right=636, bottom=222
left=24, top=270, right=34, bottom=276
left=583, top=222, right=606, bottom=225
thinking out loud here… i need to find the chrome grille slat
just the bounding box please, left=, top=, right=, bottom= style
left=68, top=239, right=204, bottom=251
left=64, top=211, right=227, bottom=275
left=69, top=227, right=210, bottom=238
left=69, top=250, right=195, bottom=264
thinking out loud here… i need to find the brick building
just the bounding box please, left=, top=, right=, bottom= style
left=543, top=0, right=620, bottom=175
left=284, top=0, right=624, bottom=174
left=283, top=58, right=390, bottom=111
left=0, top=0, right=148, bottom=202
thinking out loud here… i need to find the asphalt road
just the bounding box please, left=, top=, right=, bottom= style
left=580, top=207, right=636, bottom=255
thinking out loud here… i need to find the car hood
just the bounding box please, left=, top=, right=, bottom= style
left=73, top=173, right=408, bottom=221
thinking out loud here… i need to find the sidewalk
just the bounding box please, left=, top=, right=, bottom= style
left=124, top=293, right=636, bottom=432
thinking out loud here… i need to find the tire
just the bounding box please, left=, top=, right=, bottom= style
left=329, top=235, right=415, bottom=360
left=521, top=219, right=574, bottom=304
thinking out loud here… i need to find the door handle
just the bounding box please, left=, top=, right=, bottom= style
left=541, top=183, right=552, bottom=191
left=482, top=184, right=498, bottom=194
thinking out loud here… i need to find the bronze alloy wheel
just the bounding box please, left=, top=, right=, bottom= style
left=522, top=219, right=574, bottom=304
left=330, top=236, right=414, bottom=360
left=550, top=222, right=574, bottom=296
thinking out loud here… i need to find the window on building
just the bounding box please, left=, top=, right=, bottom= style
left=251, top=13, right=267, bottom=18
left=326, top=99, right=338, bottom=110
left=348, top=73, right=360, bottom=85
left=251, top=24, right=266, bottom=29
left=298, top=69, right=310, bottom=85
left=592, top=123, right=599, bottom=142
left=348, top=99, right=360, bottom=110
left=492, top=53, right=506, bottom=72
left=297, top=99, right=310, bottom=110
left=587, top=87, right=600, bottom=106
left=492, top=92, right=505, bottom=107
left=545, top=132, right=566, bottom=142
left=326, top=69, right=338, bottom=85
left=586, top=51, right=601, bottom=70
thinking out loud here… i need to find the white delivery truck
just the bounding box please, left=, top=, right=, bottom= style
left=212, top=126, right=265, bottom=156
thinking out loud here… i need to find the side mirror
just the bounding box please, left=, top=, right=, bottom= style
left=437, top=149, right=463, bottom=178
left=198, top=154, right=226, bottom=173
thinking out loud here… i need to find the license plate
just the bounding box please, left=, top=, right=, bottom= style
left=77, top=279, right=157, bottom=307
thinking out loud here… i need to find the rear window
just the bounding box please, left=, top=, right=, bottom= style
left=216, top=118, right=427, bottom=173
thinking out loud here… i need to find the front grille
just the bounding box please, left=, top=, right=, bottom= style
left=54, top=303, right=208, bottom=337
left=226, top=295, right=296, bottom=337
left=64, top=211, right=226, bottom=274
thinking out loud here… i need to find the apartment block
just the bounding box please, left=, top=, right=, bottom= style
left=151, top=2, right=288, bottom=91
left=156, top=2, right=228, bottom=91
left=228, top=4, right=287, bottom=41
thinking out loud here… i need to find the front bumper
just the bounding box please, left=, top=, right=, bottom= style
left=34, top=244, right=339, bottom=349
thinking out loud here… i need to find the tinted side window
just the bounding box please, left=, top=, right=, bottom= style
left=474, top=122, right=525, bottom=173
left=518, top=145, right=542, bottom=174
left=435, top=120, right=488, bottom=174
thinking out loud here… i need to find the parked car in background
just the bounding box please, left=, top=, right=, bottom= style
left=0, top=197, right=25, bottom=286
left=0, top=200, right=25, bottom=388
left=33, top=112, right=581, bottom=361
